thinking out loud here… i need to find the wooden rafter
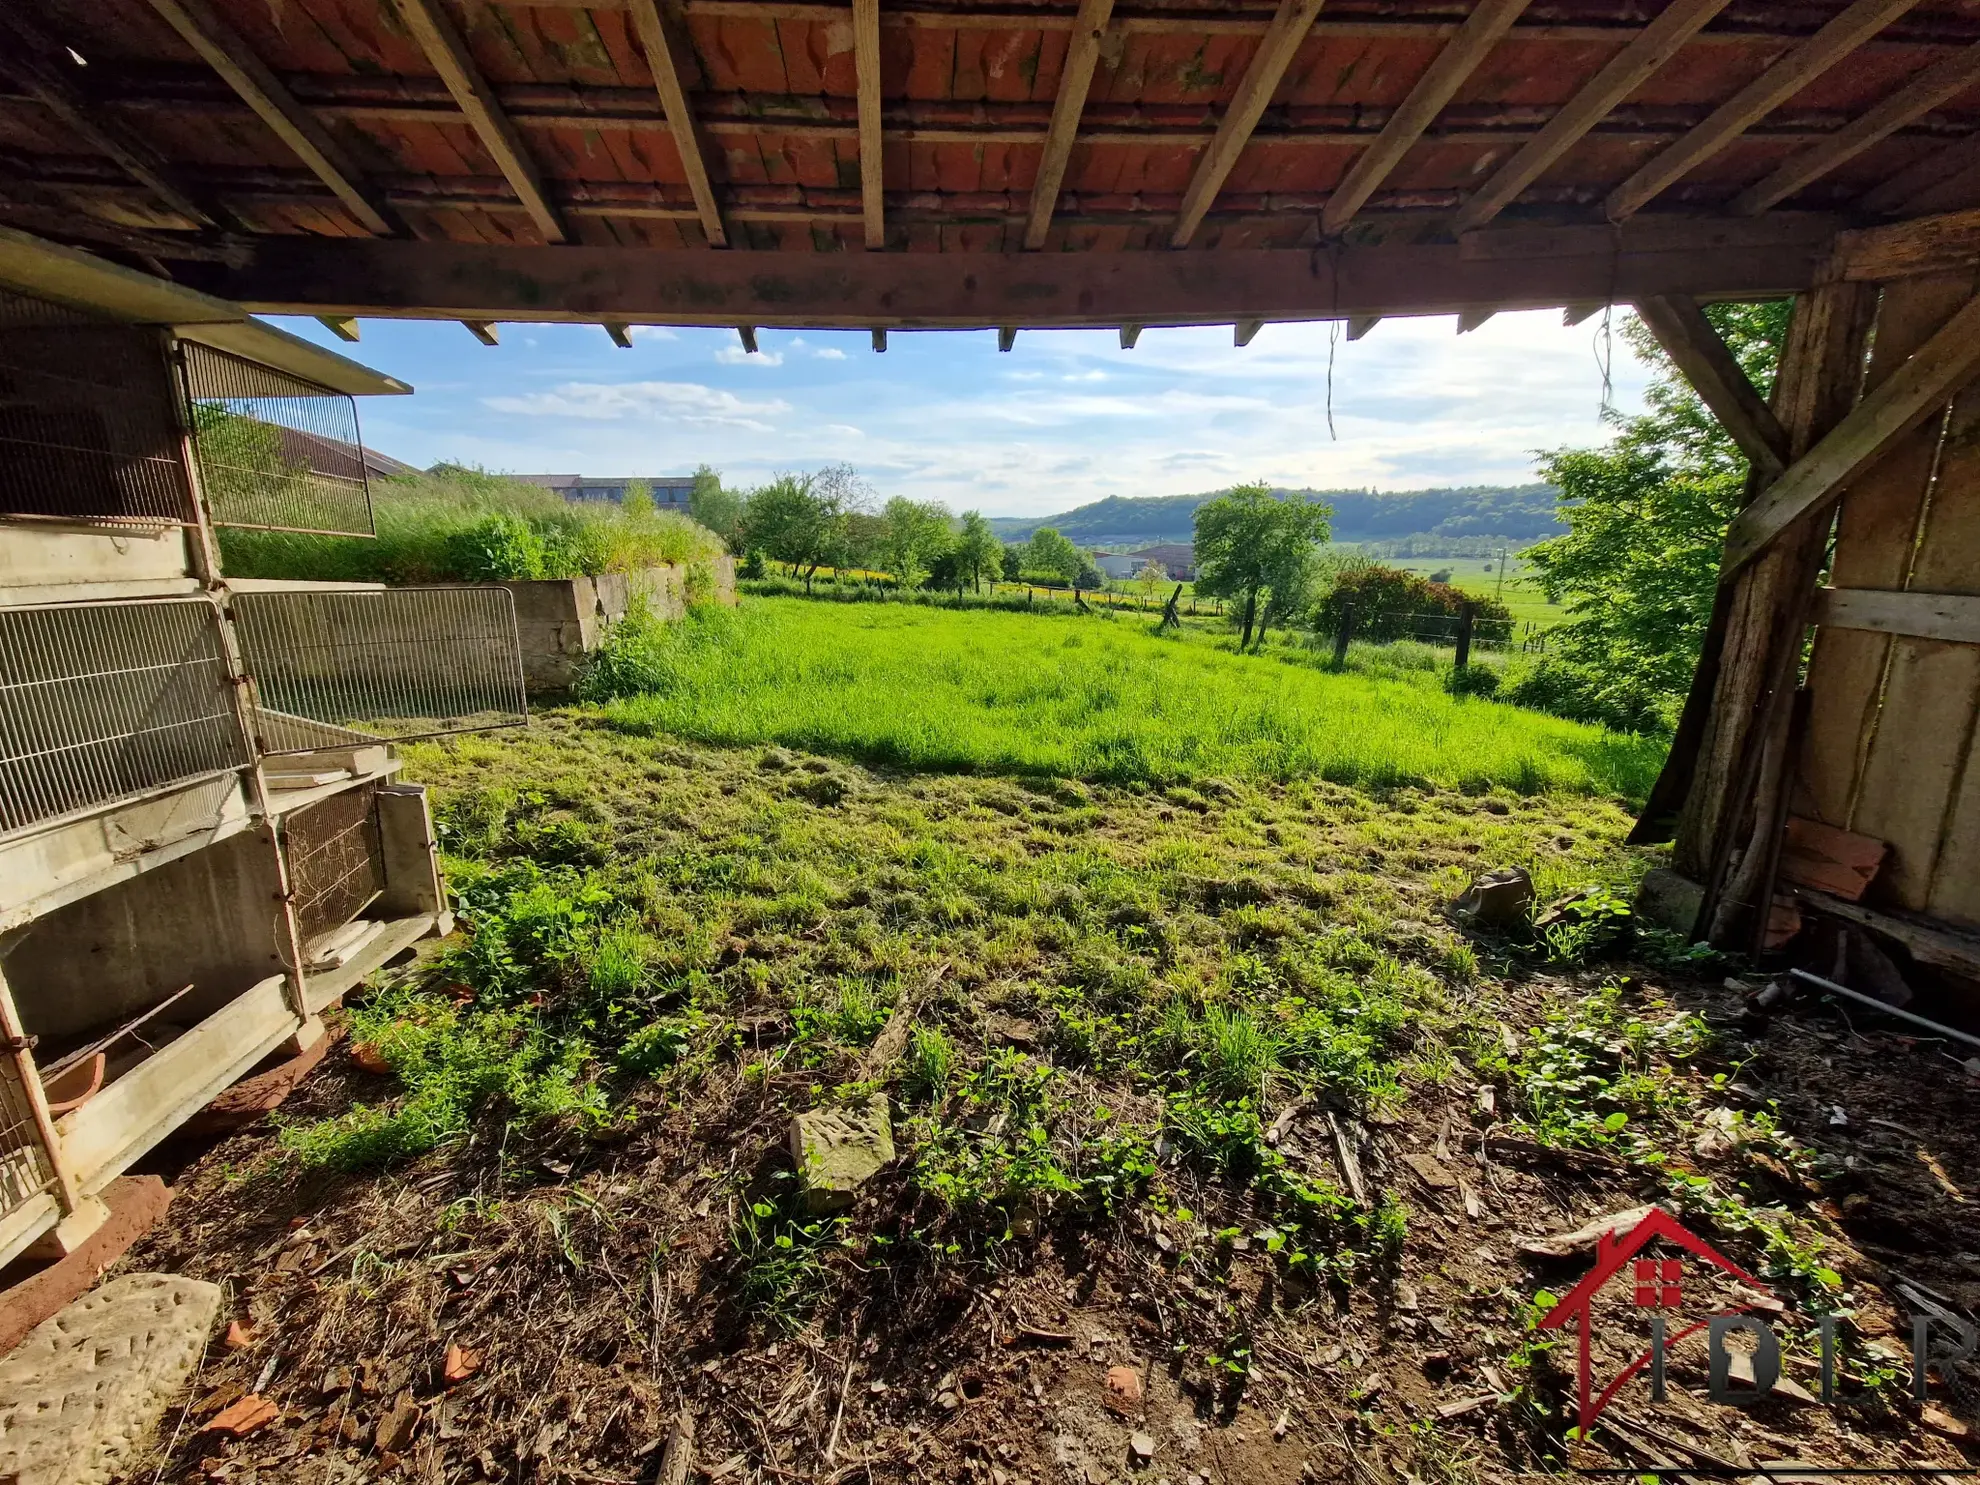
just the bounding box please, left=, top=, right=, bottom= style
left=1858, top=133, right=1980, bottom=216
left=626, top=0, right=727, bottom=246
left=1722, top=292, right=1980, bottom=570
left=1322, top=0, right=1531, bottom=237
left=1234, top=318, right=1262, bottom=345
left=854, top=0, right=885, bottom=249
left=1452, top=0, right=1732, bottom=234
left=144, top=0, right=395, bottom=235
left=738, top=325, right=759, bottom=352
left=1563, top=302, right=1604, bottom=326
left=463, top=319, right=499, bottom=343
left=1022, top=0, right=1114, bottom=250
left=318, top=315, right=360, bottom=340
left=1634, top=294, right=1789, bottom=480
left=998, top=326, right=1018, bottom=350
left=1170, top=0, right=1328, bottom=249
left=1346, top=315, right=1379, bottom=339
left=1732, top=41, right=1980, bottom=216
left=871, top=328, right=887, bottom=350
left=0, top=11, right=216, bottom=228
left=388, top=0, right=567, bottom=243
left=1118, top=324, right=1141, bottom=348
left=1834, top=206, right=1980, bottom=281
left=1605, top=0, right=1924, bottom=222
left=1455, top=307, right=1495, bottom=333
left=168, top=226, right=1836, bottom=326
left=604, top=321, right=634, bottom=346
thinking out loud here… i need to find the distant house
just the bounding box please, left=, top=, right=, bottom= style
left=1130, top=543, right=1195, bottom=579
left=1092, top=551, right=1138, bottom=579
left=511, top=473, right=697, bottom=510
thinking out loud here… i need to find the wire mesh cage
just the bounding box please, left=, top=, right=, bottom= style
left=0, top=598, right=252, bottom=838
left=0, top=287, right=197, bottom=526
left=180, top=342, right=377, bottom=536
left=0, top=1056, right=56, bottom=1221
left=286, top=783, right=384, bottom=944
left=231, top=586, right=527, bottom=750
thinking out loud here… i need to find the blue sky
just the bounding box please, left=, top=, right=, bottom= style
left=272, top=309, right=1655, bottom=520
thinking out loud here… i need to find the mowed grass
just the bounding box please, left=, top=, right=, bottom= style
left=599, top=598, right=1663, bottom=797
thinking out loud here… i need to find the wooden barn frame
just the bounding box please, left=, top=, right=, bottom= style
left=12, top=0, right=1980, bottom=985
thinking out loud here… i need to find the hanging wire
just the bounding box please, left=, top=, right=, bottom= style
left=1595, top=303, right=1615, bottom=420
left=1325, top=318, right=1339, bottom=441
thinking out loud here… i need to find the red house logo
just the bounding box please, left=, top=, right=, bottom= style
left=1537, top=1206, right=1767, bottom=1432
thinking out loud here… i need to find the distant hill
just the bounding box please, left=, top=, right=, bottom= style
left=987, top=485, right=1564, bottom=549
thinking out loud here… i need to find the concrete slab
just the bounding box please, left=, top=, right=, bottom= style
left=0, top=1271, right=220, bottom=1485
left=0, top=1177, right=174, bottom=1357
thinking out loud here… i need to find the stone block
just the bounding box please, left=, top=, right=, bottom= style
left=790, top=1095, right=894, bottom=1213
left=0, top=1178, right=175, bottom=1358
left=1635, top=868, right=1705, bottom=936
left=0, top=1271, right=220, bottom=1485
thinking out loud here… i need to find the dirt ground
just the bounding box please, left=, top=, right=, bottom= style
left=111, top=724, right=1980, bottom=1485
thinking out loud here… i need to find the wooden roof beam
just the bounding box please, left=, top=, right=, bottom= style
left=854, top=0, right=884, bottom=249
left=998, top=326, right=1018, bottom=350
left=1634, top=294, right=1789, bottom=480
left=1857, top=132, right=1980, bottom=216
left=871, top=327, right=887, bottom=351
left=1455, top=307, right=1495, bottom=333
left=1234, top=318, right=1263, bottom=345
left=1119, top=324, right=1141, bottom=348
left=1170, top=0, right=1328, bottom=248
left=1563, top=302, right=1604, bottom=326
left=463, top=319, right=499, bottom=344
left=1722, top=291, right=1980, bottom=571
left=1346, top=315, right=1380, bottom=339
left=144, top=0, right=395, bottom=236
left=1732, top=40, right=1980, bottom=216
left=627, top=0, right=727, bottom=246
left=0, top=12, right=217, bottom=228
left=1322, top=0, right=1531, bottom=237
left=1023, top=0, right=1114, bottom=250
left=738, top=324, right=759, bottom=352
left=1452, top=0, right=1732, bottom=234
left=318, top=315, right=360, bottom=341
left=388, top=0, right=567, bottom=243
left=1605, top=0, right=1924, bottom=222
left=604, top=320, right=634, bottom=346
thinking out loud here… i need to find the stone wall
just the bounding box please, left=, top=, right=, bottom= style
left=500, top=555, right=735, bottom=692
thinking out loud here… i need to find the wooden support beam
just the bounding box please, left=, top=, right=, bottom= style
left=1833, top=206, right=1980, bottom=282
left=1322, top=0, right=1532, bottom=237
left=604, top=321, right=634, bottom=347
left=462, top=319, right=499, bottom=344
left=1563, top=302, right=1604, bottom=326
left=167, top=226, right=1839, bottom=327
left=1455, top=307, right=1495, bottom=333
left=1724, top=291, right=1980, bottom=570
left=871, top=327, right=887, bottom=351
left=1119, top=324, right=1141, bottom=348
left=388, top=0, right=567, bottom=243
left=143, top=0, right=395, bottom=236
left=1452, top=0, right=1732, bottom=233
left=997, top=326, right=1018, bottom=350
left=317, top=315, right=360, bottom=341
left=738, top=324, right=759, bottom=353
left=1170, top=0, right=1328, bottom=248
left=1023, top=0, right=1114, bottom=249
left=1346, top=314, right=1380, bottom=339
left=1732, top=41, right=1980, bottom=216
left=1814, top=585, right=1980, bottom=643
left=1234, top=318, right=1263, bottom=345
left=1605, top=0, right=1924, bottom=222
left=1634, top=294, right=1790, bottom=479
left=854, top=0, right=885, bottom=249
left=1858, top=133, right=1980, bottom=216
left=627, top=0, right=728, bottom=246
left=0, top=13, right=216, bottom=228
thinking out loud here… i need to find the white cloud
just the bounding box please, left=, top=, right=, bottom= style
left=629, top=326, right=678, bottom=341
left=716, top=345, right=784, bottom=366
left=813, top=347, right=847, bottom=361
left=483, top=380, right=791, bottom=433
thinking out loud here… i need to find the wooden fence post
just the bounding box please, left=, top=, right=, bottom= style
left=1333, top=602, right=1355, bottom=666
left=1454, top=602, right=1476, bottom=670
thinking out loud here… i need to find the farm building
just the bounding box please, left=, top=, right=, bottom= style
left=1090, top=550, right=1139, bottom=579
left=0, top=231, right=527, bottom=1278
left=510, top=472, right=698, bottom=508
left=1130, top=544, right=1199, bottom=580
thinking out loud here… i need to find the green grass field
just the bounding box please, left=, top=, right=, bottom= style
left=596, top=597, right=1661, bottom=798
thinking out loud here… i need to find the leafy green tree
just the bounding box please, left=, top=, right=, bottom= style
left=1193, top=483, right=1333, bottom=650
left=620, top=478, right=655, bottom=517
left=1518, top=301, right=1790, bottom=732
left=689, top=464, right=747, bottom=549
left=953, top=511, right=1004, bottom=593
left=743, top=473, right=844, bottom=593
left=880, top=497, right=954, bottom=589
left=1024, top=527, right=1084, bottom=584
left=1135, top=560, right=1167, bottom=598
left=1000, top=546, right=1022, bottom=582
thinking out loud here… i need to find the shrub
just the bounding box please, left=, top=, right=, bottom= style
left=1313, top=564, right=1510, bottom=643
left=1503, top=656, right=1672, bottom=735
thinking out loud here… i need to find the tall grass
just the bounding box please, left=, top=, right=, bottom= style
left=219, top=466, right=725, bottom=583
left=592, top=598, right=1665, bottom=797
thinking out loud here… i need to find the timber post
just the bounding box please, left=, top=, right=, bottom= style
left=1454, top=602, right=1476, bottom=671
left=1333, top=603, right=1356, bottom=667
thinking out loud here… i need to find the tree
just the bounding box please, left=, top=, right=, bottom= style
left=689, top=464, right=747, bottom=549
left=742, top=472, right=844, bottom=593
left=1025, top=527, right=1084, bottom=584
left=1518, top=301, right=1791, bottom=732
left=1135, top=560, right=1166, bottom=598
left=1000, top=546, right=1022, bottom=582
left=1193, top=483, right=1333, bottom=649
left=880, top=497, right=954, bottom=589
left=954, top=511, right=1004, bottom=592
left=621, top=478, right=655, bottom=517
